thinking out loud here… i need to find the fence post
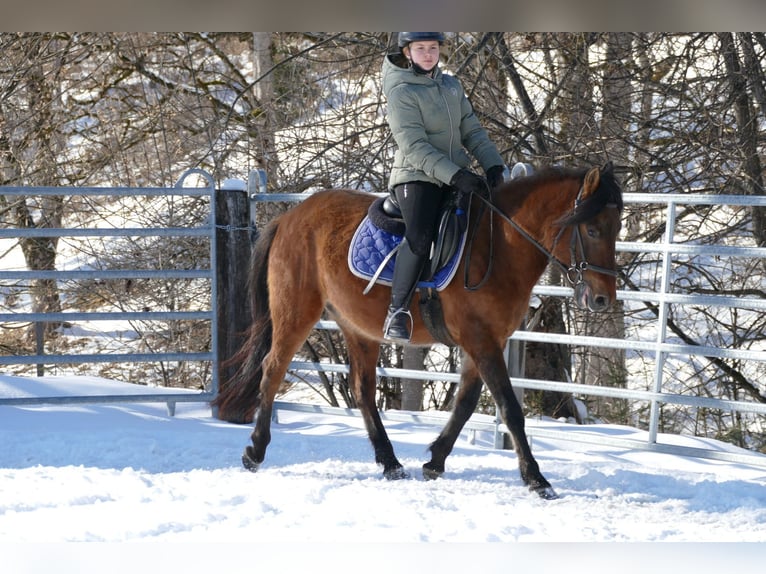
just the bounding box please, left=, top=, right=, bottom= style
left=248, top=169, right=268, bottom=243
left=501, top=321, right=527, bottom=449
left=215, top=179, right=252, bottom=418
left=35, top=321, right=45, bottom=376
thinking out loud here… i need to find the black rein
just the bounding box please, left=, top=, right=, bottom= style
left=462, top=181, right=619, bottom=292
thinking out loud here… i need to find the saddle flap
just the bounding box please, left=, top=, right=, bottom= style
left=427, top=208, right=463, bottom=280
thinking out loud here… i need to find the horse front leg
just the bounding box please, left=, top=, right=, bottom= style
left=423, top=351, right=483, bottom=480
left=345, top=330, right=408, bottom=480
left=470, top=343, right=558, bottom=500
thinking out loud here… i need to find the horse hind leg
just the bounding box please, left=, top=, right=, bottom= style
left=423, top=352, right=483, bottom=480
left=243, top=330, right=316, bottom=471
left=242, top=297, right=324, bottom=473
left=241, top=349, right=290, bottom=472
left=241, top=346, right=291, bottom=471
left=344, top=329, right=408, bottom=479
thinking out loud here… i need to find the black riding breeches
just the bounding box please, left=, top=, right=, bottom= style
left=392, top=181, right=448, bottom=257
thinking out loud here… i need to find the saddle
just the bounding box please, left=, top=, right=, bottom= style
left=347, top=163, right=533, bottom=346
left=348, top=192, right=467, bottom=294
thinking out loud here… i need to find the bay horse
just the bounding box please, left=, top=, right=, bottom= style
left=215, top=162, right=623, bottom=500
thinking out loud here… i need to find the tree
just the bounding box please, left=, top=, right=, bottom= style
left=576, top=32, right=632, bottom=422
left=723, top=33, right=766, bottom=248
left=0, top=34, right=74, bottom=338
left=1, top=32, right=763, bottom=451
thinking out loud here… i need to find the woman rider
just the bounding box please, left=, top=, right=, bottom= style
left=381, top=32, right=507, bottom=342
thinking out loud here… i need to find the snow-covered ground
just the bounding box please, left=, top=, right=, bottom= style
left=1, top=374, right=765, bottom=572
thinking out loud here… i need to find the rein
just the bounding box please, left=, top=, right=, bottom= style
left=462, top=180, right=618, bottom=291
left=461, top=188, right=494, bottom=291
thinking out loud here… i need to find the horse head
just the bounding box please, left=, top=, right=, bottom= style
left=553, top=162, right=623, bottom=312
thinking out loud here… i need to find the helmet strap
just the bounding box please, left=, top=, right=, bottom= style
left=408, top=59, right=437, bottom=76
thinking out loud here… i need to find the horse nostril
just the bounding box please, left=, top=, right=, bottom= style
left=593, top=295, right=608, bottom=311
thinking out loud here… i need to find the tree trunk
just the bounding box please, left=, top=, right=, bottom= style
left=520, top=33, right=595, bottom=420
left=252, top=32, right=287, bottom=228
left=725, top=33, right=766, bottom=248
left=579, top=32, right=630, bottom=423
left=523, top=297, right=579, bottom=420
left=10, top=36, right=65, bottom=338
left=401, top=346, right=426, bottom=411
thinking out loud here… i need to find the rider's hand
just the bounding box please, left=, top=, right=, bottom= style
left=450, top=169, right=487, bottom=197
left=485, top=165, right=506, bottom=189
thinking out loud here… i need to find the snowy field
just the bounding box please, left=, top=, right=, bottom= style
left=1, top=374, right=765, bottom=572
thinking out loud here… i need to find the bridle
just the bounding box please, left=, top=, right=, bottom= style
left=462, top=181, right=619, bottom=291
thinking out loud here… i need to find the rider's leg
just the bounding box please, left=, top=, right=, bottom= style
left=383, top=239, right=425, bottom=342
left=382, top=181, right=444, bottom=343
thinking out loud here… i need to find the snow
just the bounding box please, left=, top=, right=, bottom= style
left=2, top=375, right=766, bottom=571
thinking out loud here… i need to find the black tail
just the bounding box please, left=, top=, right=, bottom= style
left=213, top=220, right=279, bottom=423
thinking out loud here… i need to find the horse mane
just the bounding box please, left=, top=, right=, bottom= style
left=496, top=164, right=623, bottom=226
left=557, top=164, right=623, bottom=226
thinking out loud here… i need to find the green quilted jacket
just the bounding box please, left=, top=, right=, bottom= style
left=382, top=53, right=504, bottom=191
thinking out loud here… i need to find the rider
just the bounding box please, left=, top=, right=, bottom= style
left=381, top=32, right=508, bottom=343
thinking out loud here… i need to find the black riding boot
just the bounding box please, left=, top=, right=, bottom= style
left=383, top=240, right=426, bottom=343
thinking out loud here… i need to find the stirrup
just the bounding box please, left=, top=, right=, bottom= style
left=383, top=307, right=413, bottom=343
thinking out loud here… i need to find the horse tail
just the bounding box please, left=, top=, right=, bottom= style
left=213, top=220, right=279, bottom=423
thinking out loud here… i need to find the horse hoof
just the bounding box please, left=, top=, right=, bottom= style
left=532, top=485, right=559, bottom=500
left=422, top=464, right=443, bottom=481
left=241, top=449, right=261, bottom=473
left=384, top=466, right=410, bottom=480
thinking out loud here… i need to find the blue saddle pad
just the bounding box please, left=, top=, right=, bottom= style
left=348, top=215, right=466, bottom=292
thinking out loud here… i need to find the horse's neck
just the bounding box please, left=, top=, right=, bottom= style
left=498, top=178, right=577, bottom=249
left=485, top=179, right=577, bottom=299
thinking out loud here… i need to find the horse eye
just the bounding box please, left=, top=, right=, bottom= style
left=586, top=225, right=599, bottom=238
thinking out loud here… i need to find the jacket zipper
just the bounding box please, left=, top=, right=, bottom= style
left=433, top=77, right=455, bottom=164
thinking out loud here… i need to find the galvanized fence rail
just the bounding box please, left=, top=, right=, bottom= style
left=2, top=173, right=765, bottom=468
left=252, top=189, right=766, bottom=468
left=0, top=169, right=219, bottom=415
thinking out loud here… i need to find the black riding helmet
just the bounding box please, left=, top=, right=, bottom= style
left=396, top=33, right=446, bottom=74
left=397, top=32, right=446, bottom=48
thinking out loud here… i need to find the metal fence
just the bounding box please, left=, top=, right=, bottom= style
left=0, top=169, right=219, bottom=415
left=253, top=189, right=766, bottom=468
left=2, top=173, right=765, bottom=468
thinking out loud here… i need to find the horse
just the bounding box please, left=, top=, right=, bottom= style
left=214, top=162, right=623, bottom=500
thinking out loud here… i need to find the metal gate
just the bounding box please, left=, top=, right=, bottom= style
left=0, top=169, right=219, bottom=414
left=2, top=174, right=765, bottom=468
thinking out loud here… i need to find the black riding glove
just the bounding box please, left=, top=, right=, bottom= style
left=450, top=169, right=486, bottom=214
left=450, top=169, right=487, bottom=196
left=486, top=165, right=506, bottom=189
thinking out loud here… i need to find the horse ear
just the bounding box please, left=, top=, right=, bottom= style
left=581, top=165, right=601, bottom=199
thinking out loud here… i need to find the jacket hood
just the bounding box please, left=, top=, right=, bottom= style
left=382, top=53, right=442, bottom=96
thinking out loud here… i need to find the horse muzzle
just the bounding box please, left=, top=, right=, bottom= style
left=574, top=282, right=611, bottom=312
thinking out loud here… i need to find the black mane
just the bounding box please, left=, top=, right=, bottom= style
left=490, top=163, right=623, bottom=224
left=555, top=163, right=623, bottom=226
